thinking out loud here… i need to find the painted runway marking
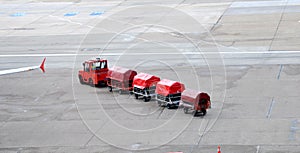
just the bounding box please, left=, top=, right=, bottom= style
left=10, top=12, right=26, bottom=17
left=289, top=119, right=299, bottom=141
left=90, top=11, right=104, bottom=16
left=1, top=50, right=300, bottom=57
left=231, top=1, right=286, bottom=8
left=0, top=54, right=75, bottom=57
left=64, top=12, right=79, bottom=16
left=266, top=97, right=275, bottom=119
left=277, top=64, right=283, bottom=80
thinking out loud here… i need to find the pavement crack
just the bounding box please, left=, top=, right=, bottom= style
left=266, top=97, right=275, bottom=119
left=83, top=119, right=109, bottom=147
left=277, top=64, right=284, bottom=80
left=189, top=119, right=211, bottom=153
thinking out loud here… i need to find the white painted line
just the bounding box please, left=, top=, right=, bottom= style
left=256, top=145, right=260, bottom=153
left=0, top=54, right=76, bottom=57
left=1, top=50, right=300, bottom=57
left=231, top=1, right=286, bottom=8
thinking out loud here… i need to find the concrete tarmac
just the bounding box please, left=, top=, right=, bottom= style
left=0, top=0, right=300, bottom=153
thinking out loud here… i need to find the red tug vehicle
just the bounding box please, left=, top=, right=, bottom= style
left=132, top=73, right=161, bottom=102
left=155, top=79, right=185, bottom=109
left=78, top=58, right=108, bottom=87
left=180, top=89, right=211, bottom=116
left=107, top=66, right=137, bottom=94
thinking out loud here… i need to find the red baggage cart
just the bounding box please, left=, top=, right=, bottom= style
left=180, top=89, right=211, bottom=116
left=132, top=73, right=161, bottom=102
left=106, top=66, right=137, bottom=94
left=155, top=79, right=185, bottom=109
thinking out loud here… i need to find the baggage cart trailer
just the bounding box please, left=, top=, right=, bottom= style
left=132, top=73, right=160, bottom=102
left=106, top=66, right=137, bottom=94
left=155, top=79, right=185, bottom=109
left=180, top=89, right=211, bottom=116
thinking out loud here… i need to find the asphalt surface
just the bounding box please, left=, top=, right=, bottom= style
left=0, top=0, right=300, bottom=153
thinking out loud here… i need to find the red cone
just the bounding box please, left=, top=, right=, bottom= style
left=218, top=146, right=221, bottom=153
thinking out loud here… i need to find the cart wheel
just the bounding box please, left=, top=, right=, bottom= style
left=89, top=79, right=94, bottom=87
left=143, top=97, right=150, bottom=102
left=201, top=109, right=207, bottom=116
left=143, top=96, right=148, bottom=102
left=167, top=104, right=171, bottom=109
left=193, top=111, right=198, bottom=117
left=183, top=107, right=188, bottom=114
left=108, top=86, right=112, bottom=92
left=118, top=90, right=123, bottom=94
left=79, top=76, right=84, bottom=84
left=135, top=94, right=138, bottom=99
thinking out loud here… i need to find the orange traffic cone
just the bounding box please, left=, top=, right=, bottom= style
left=217, top=146, right=221, bottom=153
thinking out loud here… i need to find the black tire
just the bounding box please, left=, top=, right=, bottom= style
left=167, top=104, right=171, bottom=109
left=143, top=96, right=150, bottom=102
left=97, top=81, right=106, bottom=87
left=184, top=107, right=188, bottom=114
left=95, top=83, right=100, bottom=88
left=108, top=86, right=112, bottom=92
left=193, top=110, right=198, bottom=117
left=89, top=79, right=94, bottom=87
left=118, top=89, right=123, bottom=94
left=102, top=81, right=108, bottom=87
left=135, top=94, right=138, bottom=99
left=79, top=76, right=84, bottom=84
left=202, top=109, right=207, bottom=116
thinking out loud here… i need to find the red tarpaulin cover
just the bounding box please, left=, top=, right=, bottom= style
left=133, top=73, right=161, bottom=89
left=155, top=79, right=185, bottom=96
left=107, top=66, right=137, bottom=82
left=181, top=89, right=210, bottom=104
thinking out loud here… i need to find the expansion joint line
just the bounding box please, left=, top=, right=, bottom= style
left=268, top=0, right=289, bottom=51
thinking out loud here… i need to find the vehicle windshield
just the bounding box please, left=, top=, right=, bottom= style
left=92, top=62, right=101, bottom=70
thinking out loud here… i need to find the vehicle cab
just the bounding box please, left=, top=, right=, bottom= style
left=78, top=58, right=108, bottom=86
